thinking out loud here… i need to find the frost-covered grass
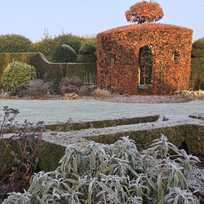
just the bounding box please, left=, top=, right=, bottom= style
left=3, top=135, right=201, bottom=204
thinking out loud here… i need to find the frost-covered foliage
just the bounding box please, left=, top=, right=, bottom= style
left=3, top=134, right=201, bottom=204
left=175, top=90, right=204, bottom=97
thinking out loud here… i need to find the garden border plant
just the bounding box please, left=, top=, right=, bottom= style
left=2, top=61, right=36, bottom=96
left=0, top=107, right=45, bottom=200
left=2, top=134, right=201, bottom=203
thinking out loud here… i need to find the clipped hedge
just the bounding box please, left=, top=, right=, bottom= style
left=45, top=114, right=159, bottom=132
left=76, top=54, right=97, bottom=63
left=84, top=123, right=204, bottom=156
left=0, top=53, right=97, bottom=90
left=64, top=62, right=97, bottom=85
left=0, top=138, right=66, bottom=175
left=191, top=48, right=204, bottom=58
left=84, top=125, right=185, bottom=152
left=189, top=37, right=204, bottom=90
left=189, top=58, right=204, bottom=90
left=193, top=37, right=204, bottom=49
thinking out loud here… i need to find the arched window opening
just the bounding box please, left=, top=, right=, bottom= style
left=108, top=54, right=116, bottom=65
left=172, top=51, right=180, bottom=64
left=138, top=45, right=153, bottom=89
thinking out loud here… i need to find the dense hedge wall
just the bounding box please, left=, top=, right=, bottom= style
left=0, top=53, right=97, bottom=90
left=189, top=38, right=204, bottom=90
left=191, top=49, right=204, bottom=58
left=189, top=58, right=204, bottom=90
left=193, top=37, right=204, bottom=49
left=0, top=138, right=66, bottom=175
left=97, top=23, right=192, bottom=95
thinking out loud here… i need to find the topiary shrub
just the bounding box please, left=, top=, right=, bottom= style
left=76, top=43, right=97, bottom=63
left=82, top=37, right=97, bottom=52
left=79, top=43, right=96, bottom=55
left=54, top=44, right=77, bottom=62
left=2, top=61, right=36, bottom=95
left=193, top=37, right=204, bottom=49
left=0, top=34, right=32, bottom=53
left=51, top=34, right=83, bottom=63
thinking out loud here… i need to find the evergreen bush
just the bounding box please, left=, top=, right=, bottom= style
left=190, top=37, right=204, bottom=90
left=191, top=49, right=204, bottom=58
left=2, top=61, right=36, bottom=95
left=79, top=43, right=96, bottom=55
left=54, top=44, right=77, bottom=62
left=193, top=37, right=204, bottom=49
left=82, top=37, right=97, bottom=51
left=28, top=38, right=54, bottom=62
left=0, top=34, right=32, bottom=53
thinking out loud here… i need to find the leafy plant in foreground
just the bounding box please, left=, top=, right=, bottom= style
left=3, top=134, right=201, bottom=203
left=0, top=107, right=45, bottom=200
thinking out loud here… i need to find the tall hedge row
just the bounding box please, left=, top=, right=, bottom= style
left=189, top=38, right=204, bottom=90
left=0, top=33, right=97, bottom=63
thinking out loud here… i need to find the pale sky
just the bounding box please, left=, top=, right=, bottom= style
left=0, top=0, right=203, bottom=42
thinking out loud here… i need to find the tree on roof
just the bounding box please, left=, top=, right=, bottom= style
left=125, top=0, right=164, bottom=24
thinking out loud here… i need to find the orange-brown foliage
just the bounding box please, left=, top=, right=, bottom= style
left=97, top=23, right=193, bottom=95
left=125, top=0, right=164, bottom=24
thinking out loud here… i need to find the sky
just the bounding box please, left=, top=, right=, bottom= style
left=0, top=0, right=203, bottom=43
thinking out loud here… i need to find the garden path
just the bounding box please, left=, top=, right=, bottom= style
left=0, top=99, right=203, bottom=123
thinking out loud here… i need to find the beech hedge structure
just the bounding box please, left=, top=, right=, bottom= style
left=97, top=23, right=193, bottom=95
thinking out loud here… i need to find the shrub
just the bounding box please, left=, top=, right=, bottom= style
left=0, top=107, right=44, bottom=200
left=193, top=37, right=204, bottom=49
left=79, top=43, right=96, bottom=55
left=27, top=79, right=53, bottom=98
left=2, top=61, right=36, bottom=95
left=92, top=88, right=112, bottom=97
left=59, top=77, right=84, bottom=95
left=51, top=34, right=83, bottom=63
left=3, top=135, right=201, bottom=203
left=82, top=37, right=97, bottom=53
left=52, top=44, right=77, bottom=63
left=28, top=38, right=54, bottom=62
left=78, top=85, right=97, bottom=96
left=0, top=34, right=32, bottom=53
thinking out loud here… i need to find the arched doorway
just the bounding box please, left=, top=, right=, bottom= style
left=138, top=45, right=153, bottom=89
